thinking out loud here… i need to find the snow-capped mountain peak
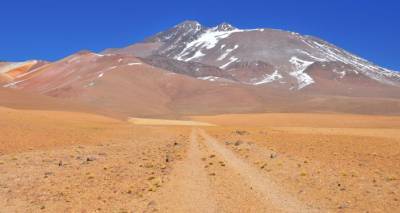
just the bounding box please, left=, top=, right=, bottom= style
left=213, top=22, right=237, bottom=31
left=172, top=20, right=203, bottom=33
left=104, top=20, right=400, bottom=90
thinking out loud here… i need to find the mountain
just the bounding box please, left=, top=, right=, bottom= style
left=0, top=60, right=48, bottom=85
left=104, top=21, right=400, bottom=94
left=2, top=51, right=284, bottom=117
left=1, top=21, right=400, bottom=117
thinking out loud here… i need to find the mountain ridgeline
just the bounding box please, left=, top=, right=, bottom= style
left=104, top=20, right=400, bottom=90
left=1, top=20, right=400, bottom=117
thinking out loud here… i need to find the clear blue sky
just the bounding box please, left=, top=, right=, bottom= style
left=1, top=0, right=399, bottom=71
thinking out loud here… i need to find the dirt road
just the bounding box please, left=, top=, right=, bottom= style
left=153, top=129, right=317, bottom=212
left=151, top=130, right=218, bottom=212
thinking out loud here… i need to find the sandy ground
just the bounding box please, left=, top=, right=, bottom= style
left=128, top=117, right=214, bottom=126
left=0, top=107, right=190, bottom=212
left=1, top=110, right=399, bottom=212
left=193, top=113, right=400, bottom=212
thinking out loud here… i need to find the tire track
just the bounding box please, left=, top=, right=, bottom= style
left=152, top=129, right=217, bottom=213
left=197, top=128, right=317, bottom=213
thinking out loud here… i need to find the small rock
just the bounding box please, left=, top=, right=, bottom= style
left=148, top=200, right=156, bottom=206
left=234, top=140, right=242, bottom=146
left=44, top=172, right=53, bottom=176
left=165, top=155, right=172, bottom=163
left=144, top=163, right=153, bottom=168
left=338, top=203, right=348, bottom=209
left=235, top=130, right=249, bottom=135
left=386, top=176, right=397, bottom=181
left=86, top=157, right=96, bottom=162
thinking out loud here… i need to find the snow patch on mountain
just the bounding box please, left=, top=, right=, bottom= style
left=253, top=70, right=283, bottom=85
left=218, top=45, right=239, bottom=61
left=299, top=38, right=400, bottom=86
left=197, top=76, right=221, bottom=82
left=184, top=50, right=205, bottom=61
left=332, top=69, right=346, bottom=79
left=296, top=49, right=327, bottom=62
left=220, top=56, right=240, bottom=69
left=127, top=62, right=143, bottom=66
left=175, top=28, right=241, bottom=61
left=174, top=26, right=268, bottom=63
left=289, top=57, right=314, bottom=89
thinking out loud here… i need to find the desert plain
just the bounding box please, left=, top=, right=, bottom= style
left=0, top=107, right=399, bottom=212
